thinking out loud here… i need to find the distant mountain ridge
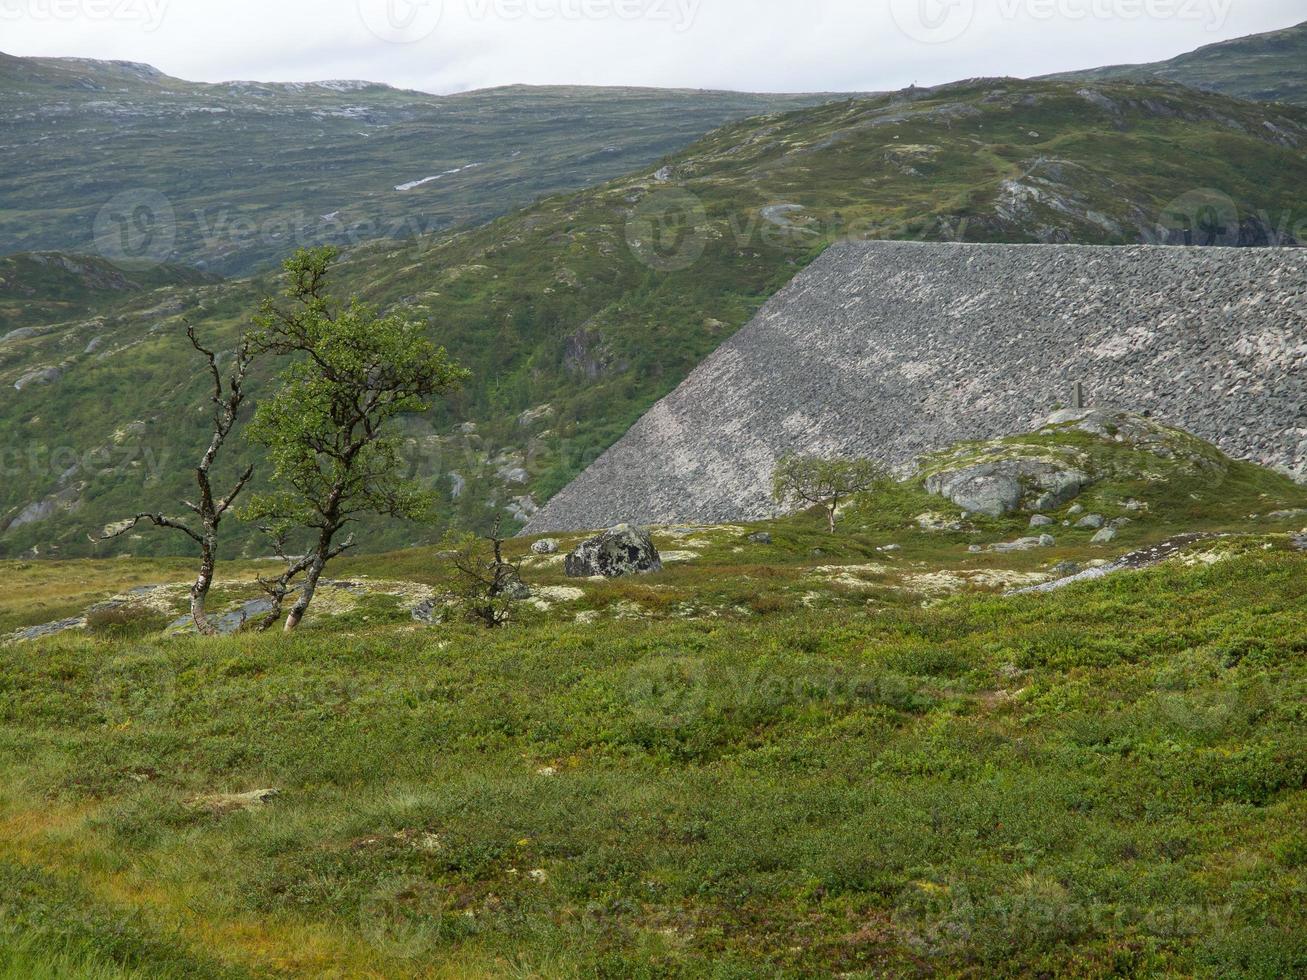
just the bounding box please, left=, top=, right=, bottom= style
left=0, top=52, right=848, bottom=273
left=1050, top=19, right=1307, bottom=105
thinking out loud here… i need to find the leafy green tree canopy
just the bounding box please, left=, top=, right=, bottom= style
left=772, top=454, right=890, bottom=533
left=244, top=247, right=470, bottom=630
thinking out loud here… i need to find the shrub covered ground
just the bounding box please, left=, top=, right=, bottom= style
left=1, top=428, right=1305, bottom=977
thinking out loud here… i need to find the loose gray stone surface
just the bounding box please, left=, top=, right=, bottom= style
left=564, top=524, right=662, bottom=578
left=1092, top=527, right=1119, bottom=544
left=499, top=577, right=533, bottom=601
left=1030, top=515, right=1056, bottom=528
left=13, top=365, right=63, bottom=391
left=1016, top=533, right=1215, bottom=594
left=748, top=531, right=773, bottom=545
left=531, top=539, right=560, bottom=555
left=523, top=241, right=1307, bottom=533
left=1076, top=514, right=1107, bottom=530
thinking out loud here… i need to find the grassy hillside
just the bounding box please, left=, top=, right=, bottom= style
left=0, top=252, right=217, bottom=331
left=2, top=423, right=1305, bottom=976
left=0, top=52, right=846, bottom=275
left=2, top=77, right=1305, bottom=558
left=1052, top=19, right=1307, bottom=105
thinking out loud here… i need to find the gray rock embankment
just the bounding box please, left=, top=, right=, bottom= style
left=525, top=241, right=1306, bottom=533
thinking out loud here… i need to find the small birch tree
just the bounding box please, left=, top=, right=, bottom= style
left=441, top=518, right=525, bottom=629
left=771, top=454, right=889, bottom=533
left=244, top=247, right=469, bottom=631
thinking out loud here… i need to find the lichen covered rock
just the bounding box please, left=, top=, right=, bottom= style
left=565, top=524, right=662, bottom=578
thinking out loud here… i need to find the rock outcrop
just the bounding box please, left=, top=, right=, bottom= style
left=525, top=242, right=1306, bottom=532
left=924, top=458, right=1090, bottom=516
left=564, top=525, right=662, bottom=578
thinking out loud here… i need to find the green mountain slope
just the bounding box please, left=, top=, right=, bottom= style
left=0, top=251, right=217, bottom=331
left=1051, top=19, right=1307, bottom=105
left=2, top=77, right=1305, bottom=558
left=0, top=52, right=847, bottom=274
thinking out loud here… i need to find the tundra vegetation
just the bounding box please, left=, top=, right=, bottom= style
left=1, top=419, right=1305, bottom=976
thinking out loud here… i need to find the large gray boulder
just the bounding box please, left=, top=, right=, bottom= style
left=924, top=458, right=1090, bottom=517
left=565, top=524, right=662, bottom=578
left=14, top=366, right=64, bottom=391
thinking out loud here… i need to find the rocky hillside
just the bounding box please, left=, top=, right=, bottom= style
left=1052, top=19, right=1307, bottom=105
left=525, top=241, right=1307, bottom=532
left=4, top=77, right=1307, bottom=557
left=0, top=52, right=844, bottom=274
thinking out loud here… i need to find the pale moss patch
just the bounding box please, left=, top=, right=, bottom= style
left=528, top=585, right=587, bottom=612
left=522, top=554, right=567, bottom=570
left=903, top=569, right=1050, bottom=596
left=810, top=564, right=893, bottom=591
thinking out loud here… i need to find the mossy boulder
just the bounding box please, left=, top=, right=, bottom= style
left=924, top=458, right=1090, bottom=517
left=565, top=524, right=662, bottom=578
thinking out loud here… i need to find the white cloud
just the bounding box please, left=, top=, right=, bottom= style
left=0, top=0, right=1301, bottom=93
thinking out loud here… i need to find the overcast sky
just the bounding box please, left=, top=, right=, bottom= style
left=1, top=0, right=1303, bottom=93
